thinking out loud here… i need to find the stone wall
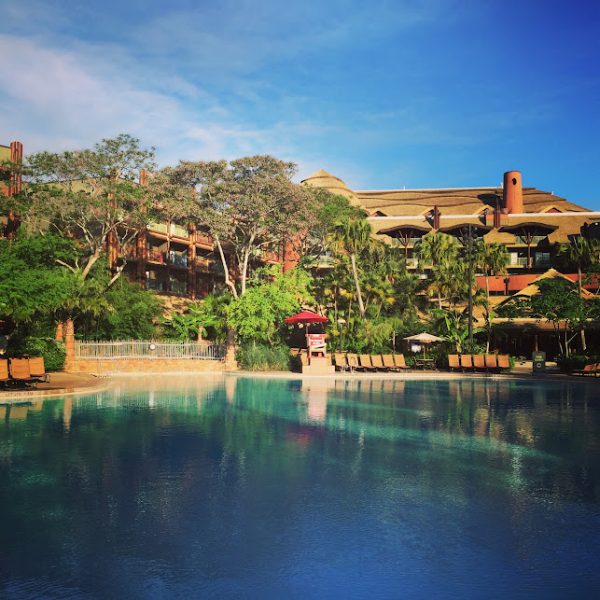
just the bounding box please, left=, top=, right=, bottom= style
left=70, top=358, right=225, bottom=375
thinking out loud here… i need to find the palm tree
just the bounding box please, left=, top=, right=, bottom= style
left=416, top=233, right=459, bottom=309
left=558, top=236, right=600, bottom=351
left=331, top=218, right=372, bottom=319
left=475, top=241, right=509, bottom=351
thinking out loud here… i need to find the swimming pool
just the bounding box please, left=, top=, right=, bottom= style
left=1, top=376, right=599, bottom=598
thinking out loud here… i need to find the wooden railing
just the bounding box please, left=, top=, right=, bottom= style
left=75, top=340, right=225, bottom=360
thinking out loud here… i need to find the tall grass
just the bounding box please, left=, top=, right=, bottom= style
left=236, top=343, right=290, bottom=371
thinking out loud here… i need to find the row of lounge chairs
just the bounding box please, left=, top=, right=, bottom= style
left=333, top=353, right=410, bottom=372
left=448, top=354, right=510, bottom=372
left=0, top=357, right=48, bottom=387
left=573, top=363, right=600, bottom=377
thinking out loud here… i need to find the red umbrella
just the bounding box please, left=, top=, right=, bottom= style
left=284, top=311, right=328, bottom=325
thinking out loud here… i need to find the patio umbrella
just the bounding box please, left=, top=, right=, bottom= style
left=284, top=311, right=328, bottom=325
left=403, top=332, right=444, bottom=357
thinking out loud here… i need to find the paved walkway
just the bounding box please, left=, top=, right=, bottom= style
left=0, top=372, right=109, bottom=402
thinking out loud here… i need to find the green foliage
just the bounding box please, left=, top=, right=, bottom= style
left=165, top=293, right=231, bottom=342
left=0, top=234, right=76, bottom=322
left=226, top=267, right=313, bottom=344
left=236, top=342, right=290, bottom=371
left=77, top=278, right=163, bottom=340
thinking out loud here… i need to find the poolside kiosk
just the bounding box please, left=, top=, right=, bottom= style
left=285, top=311, right=334, bottom=374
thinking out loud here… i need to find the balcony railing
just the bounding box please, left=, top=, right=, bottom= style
left=170, top=224, right=189, bottom=238
left=195, top=232, right=214, bottom=246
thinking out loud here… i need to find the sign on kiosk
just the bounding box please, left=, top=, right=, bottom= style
left=307, top=333, right=326, bottom=348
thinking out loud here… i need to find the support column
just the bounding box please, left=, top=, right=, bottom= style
left=224, top=328, right=238, bottom=371
left=55, top=321, right=64, bottom=342
left=64, top=319, right=76, bottom=372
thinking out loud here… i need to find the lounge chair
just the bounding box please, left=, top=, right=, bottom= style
left=473, top=354, right=486, bottom=371
left=393, top=354, right=409, bottom=370
left=29, top=357, right=49, bottom=382
left=460, top=354, right=473, bottom=371
left=497, top=355, right=511, bottom=370
left=347, top=353, right=359, bottom=372
left=574, top=363, right=599, bottom=377
left=448, top=354, right=460, bottom=371
left=370, top=354, right=385, bottom=371
left=358, top=354, right=375, bottom=371
left=333, top=353, right=349, bottom=372
left=0, top=359, right=9, bottom=386
left=484, top=354, right=498, bottom=372
left=9, top=358, right=36, bottom=385
left=382, top=354, right=397, bottom=371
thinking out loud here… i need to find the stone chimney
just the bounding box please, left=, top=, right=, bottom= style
left=503, top=170, right=523, bottom=214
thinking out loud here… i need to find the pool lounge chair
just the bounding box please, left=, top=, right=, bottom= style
left=370, top=354, right=385, bottom=371
left=359, top=354, right=375, bottom=371
left=573, top=363, right=599, bottom=377
left=382, top=354, right=397, bottom=371
left=497, top=355, right=511, bottom=370
left=333, top=353, right=349, bottom=372
left=484, top=354, right=498, bottom=372
left=347, top=354, right=359, bottom=372
left=473, top=354, right=486, bottom=371
left=460, top=354, right=473, bottom=371
left=393, top=354, right=409, bottom=370
left=0, top=359, right=9, bottom=387
left=9, top=358, right=36, bottom=385
left=29, top=357, right=49, bottom=382
left=448, top=355, right=460, bottom=371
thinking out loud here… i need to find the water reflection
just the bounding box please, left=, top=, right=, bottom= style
left=1, top=376, right=599, bottom=598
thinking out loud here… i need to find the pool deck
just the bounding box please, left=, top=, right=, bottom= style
left=1, top=363, right=596, bottom=403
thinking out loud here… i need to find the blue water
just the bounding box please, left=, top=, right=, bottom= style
left=1, top=376, right=599, bottom=599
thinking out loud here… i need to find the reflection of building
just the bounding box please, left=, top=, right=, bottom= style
left=302, top=169, right=600, bottom=294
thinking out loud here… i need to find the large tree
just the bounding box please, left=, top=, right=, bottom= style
left=15, top=134, right=162, bottom=285
left=170, top=156, right=315, bottom=297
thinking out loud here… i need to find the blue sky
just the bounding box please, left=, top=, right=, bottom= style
left=1, top=0, right=599, bottom=208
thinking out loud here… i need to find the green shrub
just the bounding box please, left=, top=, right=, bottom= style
left=8, top=337, right=66, bottom=371
left=236, top=343, right=290, bottom=371
left=556, top=354, right=599, bottom=373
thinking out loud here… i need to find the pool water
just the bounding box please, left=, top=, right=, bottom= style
left=1, top=376, right=599, bottom=599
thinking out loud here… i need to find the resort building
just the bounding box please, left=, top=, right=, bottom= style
left=302, top=168, right=600, bottom=294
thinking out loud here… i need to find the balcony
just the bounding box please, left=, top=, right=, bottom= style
left=195, top=232, right=214, bottom=247
left=170, top=223, right=189, bottom=239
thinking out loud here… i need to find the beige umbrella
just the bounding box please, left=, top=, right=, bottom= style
left=403, top=332, right=444, bottom=357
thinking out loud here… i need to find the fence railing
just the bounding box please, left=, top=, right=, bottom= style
left=76, top=340, right=226, bottom=360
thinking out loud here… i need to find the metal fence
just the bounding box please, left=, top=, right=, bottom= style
left=76, top=340, right=226, bottom=360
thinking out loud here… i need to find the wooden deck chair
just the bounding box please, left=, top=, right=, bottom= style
left=473, top=354, right=486, bottom=371
left=370, top=354, right=385, bottom=371
left=497, top=355, right=510, bottom=370
left=460, top=354, right=473, bottom=371
left=9, top=358, right=34, bottom=383
left=382, top=354, right=397, bottom=371
left=0, top=359, right=9, bottom=384
left=359, top=354, right=374, bottom=371
left=333, top=353, right=349, bottom=371
left=448, top=354, right=460, bottom=371
left=484, top=354, right=498, bottom=372
left=29, top=357, right=49, bottom=382
left=347, top=353, right=359, bottom=372
left=393, top=354, right=409, bottom=370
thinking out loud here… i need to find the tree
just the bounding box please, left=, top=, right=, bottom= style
left=331, top=217, right=372, bottom=319
left=416, top=233, right=460, bottom=309
left=171, top=156, right=315, bottom=297
left=529, top=278, right=587, bottom=357
left=16, top=134, right=160, bottom=285
left=558, top=236, right=600, bottom=351
left=225, top=266, right=314, bottom=344
left=475, top=241, right=509, bottom=351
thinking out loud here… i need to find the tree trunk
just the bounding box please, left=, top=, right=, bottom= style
left=81, top=247, right=103, bottom=280
left=577, top=265, right=587, bottom=352
left=241, top=248, right=251, bottom=296
left=215, top=237, right=238, bottom=298
left=350, top=253, right=366, bottom=319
